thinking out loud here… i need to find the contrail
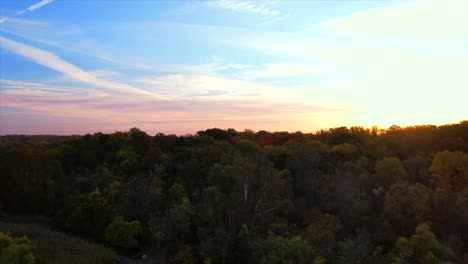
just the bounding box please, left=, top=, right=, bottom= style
left=16, top=0, right=54, bottom=15
left=0, top=0, right=54, bottom=24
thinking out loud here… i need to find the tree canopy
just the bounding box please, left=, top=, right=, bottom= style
left=1, top=121, right=467, bottom=263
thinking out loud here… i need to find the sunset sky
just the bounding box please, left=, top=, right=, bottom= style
left=1, top=0, right=467, bottom=135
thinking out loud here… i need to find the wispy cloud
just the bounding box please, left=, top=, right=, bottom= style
left=3, top=0, right=464, bottom=134
left=0, top=36, right=164, bottom=99
left=242, top=61, right=349, bottom=79
left=0, top=18, right=64, bottom=45
left=138, top=74, right=262, bottom=98
left=0, top=79, right=343, bottom=135
left=0, top=79, right=102, bottom=95
left=135, top=73, right=337, bottom=103
left=16, top=0, right=54, bottom=15
left=197, top=1, right=468, bottom=127
left=213, top=0, right=281, bottom=15
left=319, top=1, right=468, bottom=39
left=0, top=0, right=53, bottom=29
left=0, top=18, right=150, bottom=71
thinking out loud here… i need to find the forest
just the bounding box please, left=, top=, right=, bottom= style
left=0, top=121, right=467, bottom=264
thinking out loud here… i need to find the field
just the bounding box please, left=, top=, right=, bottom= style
left=0, top=221, right=118, bottom=264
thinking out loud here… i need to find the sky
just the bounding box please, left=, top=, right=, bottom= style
left=0, top=0, right=467, bottom=135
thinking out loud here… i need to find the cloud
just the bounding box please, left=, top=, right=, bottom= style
left=0, top=0, right=53, bottom=27
left=16, top=0, right=54, bottom=15
left=213, top=0, right=281, bottom=15
left=320, top=1, right=468, bottom=39
left=201, top=1, right=468, bottom=127
left=230, top=64, right=251, bottom=70
left=0, top=18, right=64, bottom=46
left=4, top=0, right=465, bottom=134
left=0, top=79, right=108, bottom=98
left=0, top=18, right=114, bottom=61
left=138, top=74, right=261, bottom=98
left=88, top=70, right=122, bottom=79
left=242, top=61, right=348, bottom=78
left=0, top=79, right=344, bottom=135
left=0, top=19, right=228, bottom=74
left=0, top=87, right=329, bottom=117
left=135, top=73, right=335, bottom=103
left=0, top=36, right=164, bottom=99
left=313, top=1, right=468, bottom=127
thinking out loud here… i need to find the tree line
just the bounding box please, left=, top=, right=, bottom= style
left=1, top=121, right=467, bottom=263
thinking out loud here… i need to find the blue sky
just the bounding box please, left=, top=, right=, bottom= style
left=1, top=0, right=467, bottom=135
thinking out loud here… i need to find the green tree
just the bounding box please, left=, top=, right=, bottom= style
left=168, top=181, right=189, bottom=205
left=129, top=127, right=151, bottom=155
left=396, top=224, right=456, bottom=263
left=329, top=143, right=358, bottom=162
left=288, top=140, right=327, bottom=194
left=383, top=183, right=431, bottom=235
left=117, top=145, right=140, bottom=174
left=170, top=245, right=196, bottom=264
left=374, top=157, right=408, bottom=188
left=148, top=168, right=165, bottom=212
left=67, top=182, right=120, bottom=237
left=303, top=213, right=340, bottom=258
left=254, top=232, right=311, bottom=264
left=334, top=238, right=369, bottom=264
left=169, top=198, right=193, bottom=246
left=105, top=217, right=142, bottom=248
left=148, top=217, right=169, bottom=250
left=312, top=256, right=327, bottom=264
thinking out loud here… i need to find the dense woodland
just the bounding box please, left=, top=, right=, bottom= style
left=1, top=121, right=468, bottom=263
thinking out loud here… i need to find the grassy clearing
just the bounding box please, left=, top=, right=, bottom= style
left=0, top=221, right=118, bottom=264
